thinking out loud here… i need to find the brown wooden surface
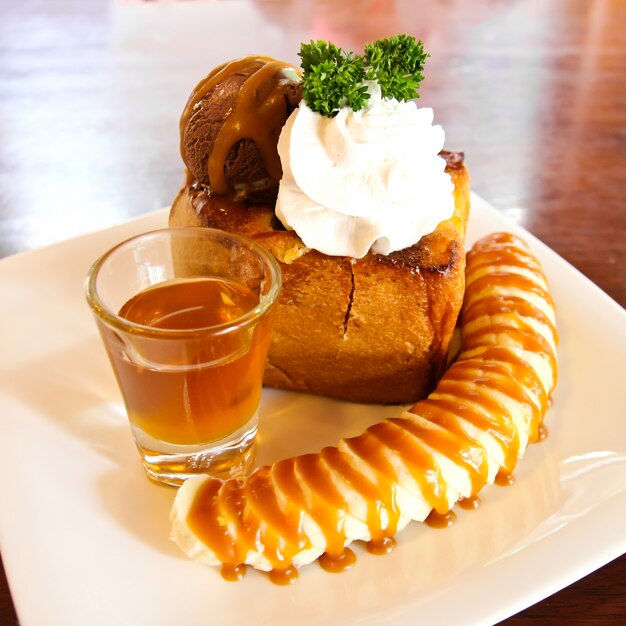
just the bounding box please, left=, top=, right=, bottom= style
left=0, top=0, right=624, bottom=624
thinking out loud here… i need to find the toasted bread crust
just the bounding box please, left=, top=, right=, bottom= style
left=170, top=151, right=470, bottom=403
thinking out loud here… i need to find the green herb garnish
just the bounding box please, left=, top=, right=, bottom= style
left=298, top=35, right=430, bottom=117
left=364, top=35, right=429, bottom=102
left=298, top=41, right=369, bottom=117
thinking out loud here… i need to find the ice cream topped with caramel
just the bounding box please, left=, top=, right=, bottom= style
left=179, top=56, right=301, bottom=204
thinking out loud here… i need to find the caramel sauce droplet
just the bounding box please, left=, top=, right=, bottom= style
left=366, top=536, right=397, bottom=555
left=458, top=495, right=481, bottom=510
left=536, top=422, right=549, bottom=441
left=319, top=548, right=357, bottom=573
left=268, top=566, right=299, bottom=586
left=221, top=563, right=247, bottom=582
left=495, top=471, right=515, bottom=487
left=425, top=510, right=457, bottom=529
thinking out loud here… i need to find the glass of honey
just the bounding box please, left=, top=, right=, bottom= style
left=85, top=227, right=281, bottom=486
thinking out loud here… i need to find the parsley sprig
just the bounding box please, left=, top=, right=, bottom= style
left=298, top=35, right=429, bottom=117
left=299, top=42, right=369, bottom=117
left=364, top=35, right=428, bottom=102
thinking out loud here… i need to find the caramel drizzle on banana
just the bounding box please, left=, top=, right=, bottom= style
left=179, top=56, right=297, bottom=194
left=186, top=232, right=558, bottom=583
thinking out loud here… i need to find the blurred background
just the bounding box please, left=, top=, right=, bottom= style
left=1, top=0, right=624, bottom=309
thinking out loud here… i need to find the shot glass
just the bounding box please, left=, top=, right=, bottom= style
left=85, top=227, right=281, bottom=486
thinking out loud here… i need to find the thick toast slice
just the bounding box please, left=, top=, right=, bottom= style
left=170, top=151, right=470, bottom=403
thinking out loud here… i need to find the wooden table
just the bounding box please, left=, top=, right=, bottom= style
left=1, top=1, right=624, bottom=624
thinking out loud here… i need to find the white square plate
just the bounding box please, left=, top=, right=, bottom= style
left=1, top=195, right=625, bottom=626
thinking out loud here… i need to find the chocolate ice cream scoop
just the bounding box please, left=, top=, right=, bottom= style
left=180, top=56, right=301, bottom=204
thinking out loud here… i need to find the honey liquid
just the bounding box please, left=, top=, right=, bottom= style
left=106, top=277, right=273, bottom=446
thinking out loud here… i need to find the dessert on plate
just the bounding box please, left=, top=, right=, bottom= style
left=170, top=37, right=470, bottom=404
left=171, top=232, right=559, bottom=583
left=166, top=37, right=559, bottom=583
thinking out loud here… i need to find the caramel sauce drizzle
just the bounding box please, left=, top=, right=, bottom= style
left=467, top=272, right=554, bottom=308
left=462, top=296, right=558, bottom=352
left=414, top=396, right=517, bottom=474
left=180, top=56, right=297, bottom=194
left=389, top=415, right=488, bottom=497
left=367, top=420, right=451, bottom=515
left=468, top=248, right=541, bottom=273
left=321, top=446, right=399, bottom=543
left=432, top=375, right=521, bottom=473
left=296, top=453, right=351, bottom=558
left=185, top=232, right=558, bottom=583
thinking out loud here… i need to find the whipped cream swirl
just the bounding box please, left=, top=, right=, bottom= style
left=275, top=83, right=455, bottom=258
